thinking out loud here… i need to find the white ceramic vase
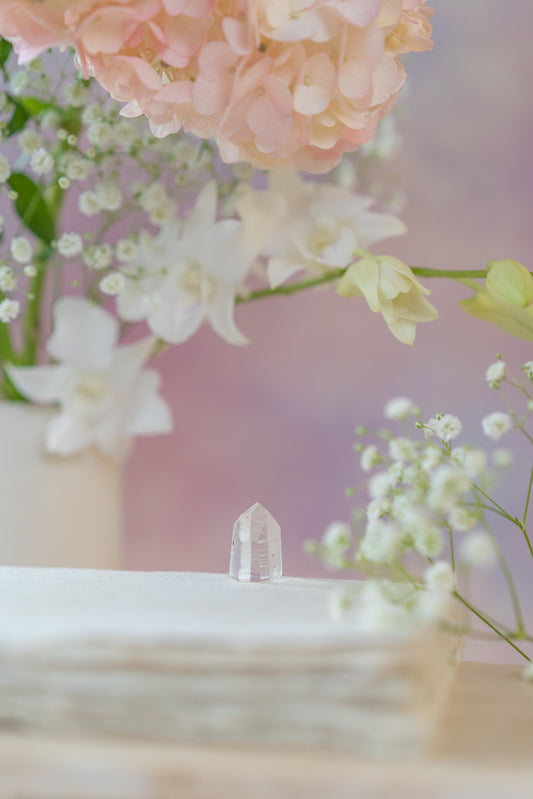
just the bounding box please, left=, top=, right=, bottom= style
left=0, top=402, right=122, bottom=568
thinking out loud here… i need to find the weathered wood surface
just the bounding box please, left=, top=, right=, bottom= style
left=0, top=664, right=531, bottom=799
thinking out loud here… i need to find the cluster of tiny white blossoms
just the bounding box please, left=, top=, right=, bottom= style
left=309, top=359, right=533, bottom=671
left=0, top=44, right=408, bottom=358
left=0, top=50, right=227, bottom=335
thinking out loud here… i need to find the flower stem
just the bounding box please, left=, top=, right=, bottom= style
left=235, top=266, right=488, bottom=306
left=499, top=386, right=533, bottom=447
left=22, top=181, right=63, bottom=366
left=473, top=482, right=533, bottom=560
left=23, top=244, right=51, bottom=366
left=411, top=267, right=487, bottom=279
left=447, top=524, right=455, bottom=571
left=472, top=483, right=516, bottom=523
left=0, top=324, right=25, bottom=400
left=454, top=591, right=531, bottom=662
left=235, top=269, right=345, bottom=304
left=483, top=522, right=526, bottom=637
left=523, top=459, right=533, bottom=527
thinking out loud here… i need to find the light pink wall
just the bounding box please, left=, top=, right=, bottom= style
left=119, top=0, right=533, bottom=661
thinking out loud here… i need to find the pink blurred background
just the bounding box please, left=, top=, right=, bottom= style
left=121, top=0, right=533, bottom=661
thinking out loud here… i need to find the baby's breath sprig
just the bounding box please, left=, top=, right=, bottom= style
left=310, top=358, right=533, bottom=670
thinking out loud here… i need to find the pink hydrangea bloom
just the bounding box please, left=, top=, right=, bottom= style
left=0, top=0, right=433, bottom=173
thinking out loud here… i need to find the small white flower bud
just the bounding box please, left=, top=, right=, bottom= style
left=10, top=236, right=33, bottom=264
left=360, top=444, right=381, bottom=472
left=384, top=397, right=415, bottom=421
left=0, top=298, right=20, bottom=323
left=95, top=181, right=123, bottom=211
left=57, top=233, right=83, bottom=257
left=322, top=522, right=351, bottom=549
left=79, top=191, right=100, bottom=216
left=522, top=361, right=533, bottom=381
left=30, top=147, right=54, bottom=176
left=99, top=272, right=126, bottom=296
left=482, top=412, right=513, bottom=441
left=432, top=414, right=462, bottom=443
left=485, top=361, right=505, bottom=385
left=0, top=266, right=17, bottom=292
left=460, top=531, right=497, bottom=569
left=424, top=561, right=455, bottom=593
left=491, top=448, right=513, bottom=469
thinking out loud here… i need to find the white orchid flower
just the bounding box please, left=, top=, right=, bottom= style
left=235, top=169, right=406, bottom=288
left=7, top=297, right=173, bottom=459
left=118, top=181, right=258, bottom=345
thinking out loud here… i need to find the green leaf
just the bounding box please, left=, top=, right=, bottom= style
left=5, top=99, right=30, bottom=137
left=0, top=39, right=13, bottom=72
left=7, top=173, right=56, bottom=244
left=20, top=97, right=56, bottom=117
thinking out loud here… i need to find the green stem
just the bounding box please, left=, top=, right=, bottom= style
left=473, top=483, right=533, bottom=560
left=463, top=501, right=510, bottom=521
left=411, top=267, right=487, bottom=279
left=0, top=313, right=15, bottom=365
left=499, top=387, right=533, bottom=447
left=235, top=269, right=345, bottom=304
left=22, top=182, right=64, bottom=366
left=483, top=522, right=526, bottom=637
left=506, top=375, right=533, bottom=403
left=0, top=293, right=25, bottom=399
left=23, top=244, right=51, bottom=365
left=447, top=524, right=455, bottom=571
left=443, top=622, right=510, bottom=641
left=235, top=266, right=488, bottom=306
left=0, top=326, right=25, bottom=400
left=472, top=484, right=516, bottom=523
left=523, top=460, right=533, bottom=527
left=454, top=591, right=531, bottom=662
left=517, top=520, right=533, bottom=562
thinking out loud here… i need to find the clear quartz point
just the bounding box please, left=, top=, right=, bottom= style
left=229, top=502, right=282, bottom=582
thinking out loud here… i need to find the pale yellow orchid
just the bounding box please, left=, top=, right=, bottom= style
left=337, top=254, right=438, bottom=345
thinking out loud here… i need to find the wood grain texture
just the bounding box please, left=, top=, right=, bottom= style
left=0, top=665, right=532, bottom=799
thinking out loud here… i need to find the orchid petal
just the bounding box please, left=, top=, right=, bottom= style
left=125, top=370, right=174, bottom=436
left=207, top=285, right=248, bottom=346
left=47, top=297, right=119, bottom=369
left=267, top=257, right=306, bottom=288
left=147, top=296, right=204, bottom=344
left=355, top=211, right=407, bottom=247
left=46, top=412, right=94, bottom=456
left=6, top=364, right=70, bottom=404
left=180, top=181, right=217, bottom=243
left=110, top=337, right=156, bottom=382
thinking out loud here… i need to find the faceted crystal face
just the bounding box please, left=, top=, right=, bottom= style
left=229, top=502, right=282, bottom=582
